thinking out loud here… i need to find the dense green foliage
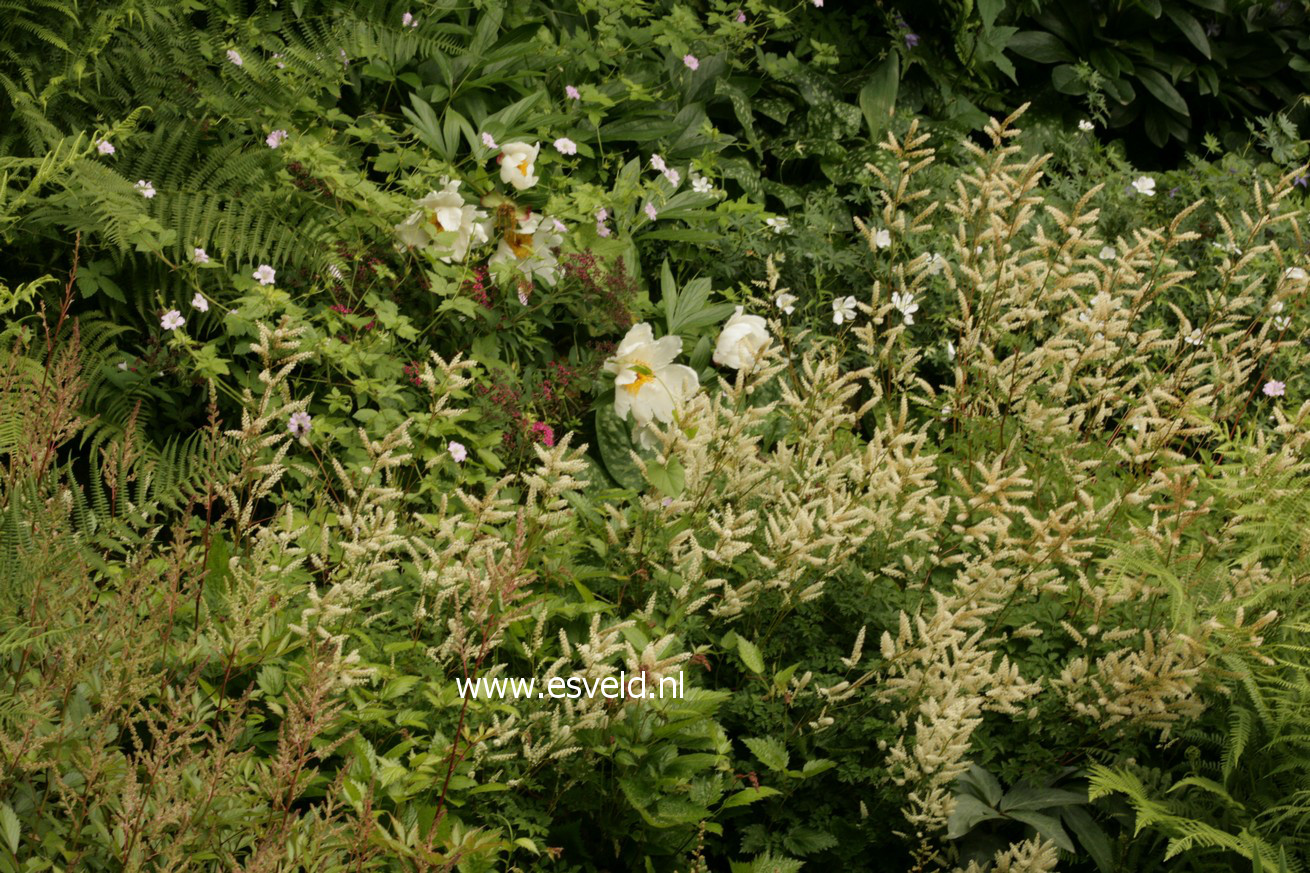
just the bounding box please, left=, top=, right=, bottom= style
left=2, top=1, right=1310, bottom=872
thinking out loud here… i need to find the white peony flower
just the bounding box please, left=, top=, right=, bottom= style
left=775, top=292, right=797, bottom=315
left=499, top=141, right=540, bottom=190
left=489, top=210, right=563, bottom=286
left=603, top=323, right=699, bottom=443
left=393, top=178, right=489, bottom=263
left=832, top=296, right=857, bottom=325
left=1131, top=176, right=1156, bottom=197
left=713, top=306, right=770, bottom=370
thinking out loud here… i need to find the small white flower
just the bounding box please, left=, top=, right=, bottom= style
left=191, top=292, right=209, bottom=312
left=253, top=264, right=276, bottom=285
left=924, top=252, right=946, bottom=276
left=266, top=129, right=288, bottom=149
left=226, top=49, right=243, bottom=67
left=713, top=306, right=770, bottom=370
left=873, top=228, right=891, bottom=248
left=1184, top=327, right=1204, bottom=346
left=1285, top=267, right=1307, bottom=281
left=1099, top=246, right=1117, bottom=261
left=832, top=296, right=857, bottom=325
left=1078, top=119, right=1095, bottom=132
left=192, top=247, right=209, bottom=264
left=1271, top=301, right=1285, bottom=314
left=402, top=11, right=418, bottom=27
left=765, top=216, right=789, bottom=234
left=644, top=202, right=658, bottom=221
left=117, top=361, right=128, bottom=371
left=135, top=179, right=156, bottom=198
left=96, top=139, right=115, bottom=155
left=775, top=292, right=797, bottom=315
left=160, top=310, right=185, bottom=330
left=553, top=137, right=577, bottom=156
left=946, top=339, right=955, bottom=360
left=650, top=154, right=667, bottom=173
left=1212, top=240, right=1242, bottom=255
left=448, top=441, right=468, bottom=463
left=1274, top=315, right=1292, bottom=331
left=552, top=218, right=567, bottom=233
left=891, top=290, right=919, bottom=325
left=1131, top=176, right=1156, bottom=197
left=691, top=174, right=713, bottom=194
left=481, top=132, right=498, bottom=149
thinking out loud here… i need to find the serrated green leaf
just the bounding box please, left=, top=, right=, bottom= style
left=722, top=786, right=782, bottom=809
left=743, top=736, right=788, bottom=772
left=736, top=637, right=765, bottom=674
left=0, top=802, right=18, bottom=853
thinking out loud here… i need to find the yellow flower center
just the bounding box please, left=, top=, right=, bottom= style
left=517, top=158, right=531, bottom=176
left=505, top=230, right=534, bottom=259
left=623, top=364, right=654, bottom=395
left=428, top=213, right=445, bottom=231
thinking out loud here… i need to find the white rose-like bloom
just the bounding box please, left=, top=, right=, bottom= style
left=489, top=211, right=563, bottom=286
left=713, top=306, right=770, bottom=370
left=394, top=178, right=488, bottom=263
left=1131, top=176, right=1156, bottom=196
left=499, top=141, right=540, bottom=190
left=604, top=323, right=699, bottom=440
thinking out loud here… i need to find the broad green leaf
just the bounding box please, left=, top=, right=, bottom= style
left=1008, top=31, right=1073, bottom=63
left=645, top=455, right=685, bottom=498
left=858, top=54, right=899, bottom=142
left=743, top=736, right=788, bottom=772
left=1165, top=6, right=1210, bottom=58
left=1007, top=810, right=1075, bottom=852
left=1062, top=805, right=1115, bottom=873
left=947, top=794, right=1004, bottom=839
left=1000, top=786, right=1088, bottom=812
left=1137, top=67, right=1189, bottom=116
left=958, top=764, right=1004, bottom=807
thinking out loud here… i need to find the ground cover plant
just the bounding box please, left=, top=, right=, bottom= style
left=2, top=1, right=1310, bottom=871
